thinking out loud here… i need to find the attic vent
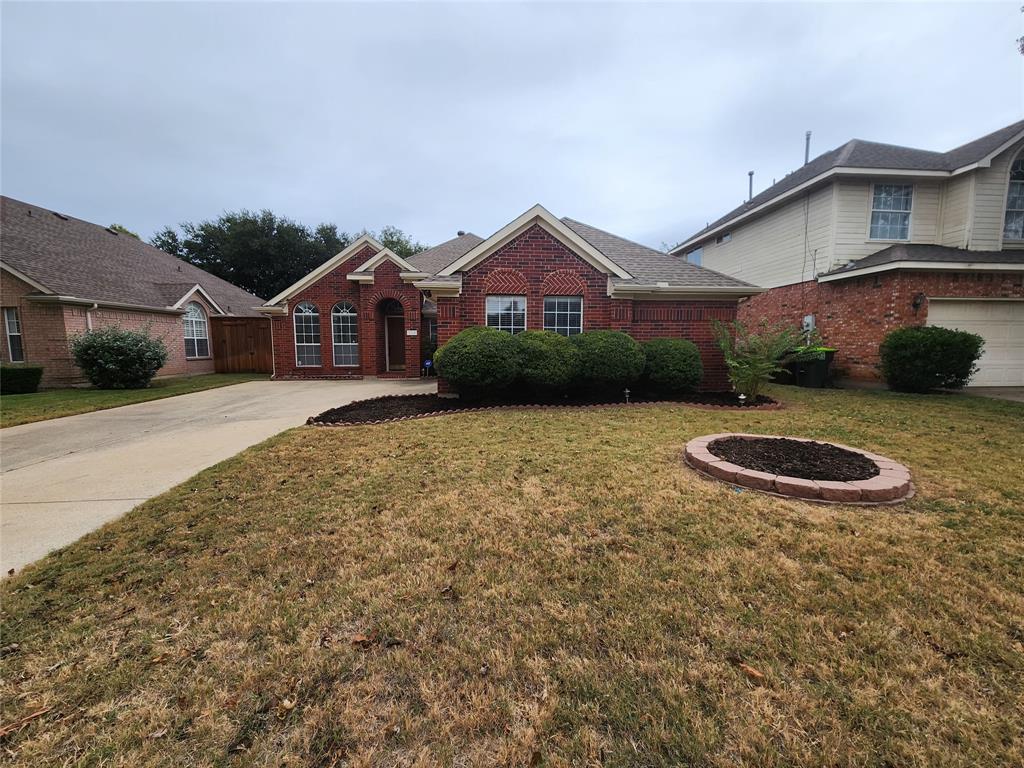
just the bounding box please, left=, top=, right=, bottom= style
left=52, top=211, right=68, bottom=221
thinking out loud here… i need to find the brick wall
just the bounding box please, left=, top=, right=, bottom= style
left=739, top=270, right=1024, bottom=380
left=435, top=224, right=737, bottom=391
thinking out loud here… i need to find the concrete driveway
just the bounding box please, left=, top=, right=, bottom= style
left=1, top=378, right=435, bottom=574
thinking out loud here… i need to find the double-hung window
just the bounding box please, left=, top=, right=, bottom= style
left=543, top=296, right=583, bottom=336
left=1003, top=156, right=1024, bottom=241
left=183, top=302, right=210, bottom=359
left=3, top=307, right=24, bottom=362
left=869, top=184, right=913, bottom=240
left=331, top=302, right=358, bottom=366
left=294, top=301, right=321, bottom=366
left=485, top=296, right=526, bottom=334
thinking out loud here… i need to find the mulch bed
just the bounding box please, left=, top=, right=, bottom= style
left=310, top=392, right=777, bottom=426
left=708, top=436, right=880, bottom=482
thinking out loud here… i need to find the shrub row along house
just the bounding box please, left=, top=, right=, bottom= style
left=256, top=205, right=759, bottom=390
left=0, top=196, right=267, bottom=387
left=673, top=119, right=1024, bottom=386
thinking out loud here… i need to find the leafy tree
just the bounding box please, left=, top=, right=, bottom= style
left=109, top=223, right=140, bottom=238
left=362, top=224, right=427, bottom=260
left=151, top=211, right=425, bottom=301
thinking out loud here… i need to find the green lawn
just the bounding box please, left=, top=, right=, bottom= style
left=0, top=373, right=268, bottom=428
left=1, top=387, right=1022, bottom=766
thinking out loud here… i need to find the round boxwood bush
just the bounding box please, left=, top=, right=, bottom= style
left=641, top=338, right=703, bottom=395
left=570, top=330, right=645, bottom=394
left=511, top=330, right=580, bottom=398
left=1, top=364, right=44, bottom=394
left=433, top=326, right=518, bottom=399
left=70, top=326, right=169, bottom=389
left=879, top=325, right=984, bottom=393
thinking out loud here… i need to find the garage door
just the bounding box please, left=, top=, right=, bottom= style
left=927, top=299, right=1024, bottom=387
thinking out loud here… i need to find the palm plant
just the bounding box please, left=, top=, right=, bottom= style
left=712, top=320, right=816, bottom=400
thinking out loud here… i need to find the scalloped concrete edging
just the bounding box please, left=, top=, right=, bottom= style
left=684, top=433, right=914, bottom=505
left=307, top=394, right=783, bottom=427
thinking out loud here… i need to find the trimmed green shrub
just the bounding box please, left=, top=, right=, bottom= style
left=511, top=330, right=581, bottom=397
left=70, top=327, right=168, bottom=389
left=641, top=338, right=703, bottom=395
left=434, top=326, right=518, bottom=399
left=570, top=330, right=645, bottom=394
left=879, top=325, right=984, bottom=393
left=1, top=364, right=44, bottom=394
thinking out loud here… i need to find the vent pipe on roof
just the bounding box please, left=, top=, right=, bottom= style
left=804, top=130, right=812, bottom=165
left=747, top=171, right=754, bottom=202
left=457, top=230, right=466, bottom=236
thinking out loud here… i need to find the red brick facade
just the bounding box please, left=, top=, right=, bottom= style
left=739, top=270, right=1024, bottom=380
left=1, top=270, right=218, bottom=387
left=268, top=246, right=426, bottom=379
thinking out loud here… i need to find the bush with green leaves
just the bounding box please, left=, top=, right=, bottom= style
left=878, top=325, right=983, bottom=393
left=70, top=326, right=168, bottom=389
left=570, top=330, right=645, bottom=394
left=1, top=364, right=44, bottom=394
left=641, top=338, right=703, bottom=395
left=433, top=326, right=518, bottom=399
left=511, top=330, right=581, bottom=398
left=712, top=320, right=814, bottom=400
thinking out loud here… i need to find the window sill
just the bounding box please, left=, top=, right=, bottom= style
left=865, top=239, right=910, bottom=244
left=185, top=356, right=212, bottom=361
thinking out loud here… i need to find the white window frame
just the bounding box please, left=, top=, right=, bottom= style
left=1002, top=155, right=1024, bottom=242
left=183, top=302, right=210, bottom=359
left=4, top=307, right=24, bottom=363
left=485, top=295, right=527, bottom=334
left=331, top=301, right=359, bottom=367
left=543, top=296, right=583, bottom=336
left=293, top=301, right=322, bottom=367
left=868, top=183, right=914, bottom=241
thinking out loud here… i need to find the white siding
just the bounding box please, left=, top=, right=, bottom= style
left=700, top=184, right=833, bottom=289
left=970, top=138, right=1024, bottom=250
left=832, top=179, right=942, bottom=265
left=939, top=174, right=973, bottom=248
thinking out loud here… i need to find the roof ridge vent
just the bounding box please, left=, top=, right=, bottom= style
left=52, top=211, right=68, bottom=221
left=105, top=227, right=118, bottom=235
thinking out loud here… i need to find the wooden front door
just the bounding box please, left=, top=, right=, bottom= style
left=386, top=315, right=405, bottom=371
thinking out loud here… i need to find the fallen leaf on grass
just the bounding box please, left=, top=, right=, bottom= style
left=0, top=707, right=53, bottom=739
left=738, top=663, right=765, bottom=680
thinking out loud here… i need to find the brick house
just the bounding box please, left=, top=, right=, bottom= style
left=257, top=205, right=760, bottom=391
left=671, top=120, right=1024, bottom=386
left=0, top=196, right=267, bottom=387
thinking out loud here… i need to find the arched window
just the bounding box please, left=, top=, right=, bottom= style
left=331, top=302, right=359, bottom=366
left=1003, top=154, right=1024, bottom=241
left=294, top=302, right=321, bottom=366
left=183, top=302, right=209, bottom=359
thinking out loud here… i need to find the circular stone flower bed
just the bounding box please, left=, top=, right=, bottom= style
left=684, top=433, right=913, bottom=504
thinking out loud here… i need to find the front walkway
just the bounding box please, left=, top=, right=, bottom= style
left=0, top=378, right=435, bottom=574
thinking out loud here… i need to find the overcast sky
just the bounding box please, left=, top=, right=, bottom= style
left=2, top=2, right=1022, bottom=252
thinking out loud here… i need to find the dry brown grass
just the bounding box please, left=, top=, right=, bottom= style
left=2, top=386, right=1023, bottom=766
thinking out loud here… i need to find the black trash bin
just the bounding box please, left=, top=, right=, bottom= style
left=785, top=349, right=836, bottom=388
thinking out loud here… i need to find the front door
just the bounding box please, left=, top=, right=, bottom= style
left=386, top=315, right=405, bottom=371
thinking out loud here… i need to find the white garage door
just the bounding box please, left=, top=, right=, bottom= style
left=927, top=299, right=1024, bottom=387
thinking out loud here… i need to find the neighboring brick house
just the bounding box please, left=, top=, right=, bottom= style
left=671, top=120, right=1024, bottom=385
left=0, top=196, right=267, bottom=387
left=258, top=205, right=760, bottom=391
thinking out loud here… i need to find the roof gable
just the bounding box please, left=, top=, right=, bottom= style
left=438, top=204, right=633, bottom=279
left=263, top=234, right=384, bottom=305
left=352, top=247, right=421, bottom=274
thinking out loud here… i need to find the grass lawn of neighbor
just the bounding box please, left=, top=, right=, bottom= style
left=1, top=387, right=1022, bottom=766
left=0, top=373, right=268, bottom=428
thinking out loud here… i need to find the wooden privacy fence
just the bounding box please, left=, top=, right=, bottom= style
left=211, top=317, right=273, bottom=374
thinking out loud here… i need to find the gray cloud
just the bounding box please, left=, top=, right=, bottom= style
left=2, top=2, right=1021, bottom=251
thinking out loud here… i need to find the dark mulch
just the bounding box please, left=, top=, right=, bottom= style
left=310, top=392, right=775, bottom=425
left=708, top=437, right=880, bottom=482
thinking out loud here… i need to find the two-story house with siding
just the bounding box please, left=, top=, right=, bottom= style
left=671, top=120, right=1024, bottom=387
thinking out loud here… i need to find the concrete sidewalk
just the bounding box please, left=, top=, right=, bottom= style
left=1, top=378, right=434, bottom=574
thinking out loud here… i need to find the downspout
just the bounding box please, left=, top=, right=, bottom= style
left=86, top=303, right=98, bottom=331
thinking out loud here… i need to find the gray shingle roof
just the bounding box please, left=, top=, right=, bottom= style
left=1, top=196, right=265, bottom=315
left=679, top=119, right=1024, bottom=248
left=819, top=243, right=1024, bottom=278
left=406, top=233, right=483, bottom=274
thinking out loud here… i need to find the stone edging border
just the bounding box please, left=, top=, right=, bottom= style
left=684, top=433, right=914, bottom=505
left=307, top=394, right=783, bottom=427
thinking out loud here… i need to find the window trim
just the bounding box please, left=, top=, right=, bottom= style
left=1002, top=154, right=1024, bottom=243
left=484, top=295, right=527, bottom=334
left=4, top=307, right=24, bottom=363
left=182, top=301, right=211, bottom=360
left=867, top=182, right=914, bottom=242
left=542, top=295, right=584, bottom=336
left=293, top=301, right=322, bottom=367
left=330, top=301, right=359, bottom=368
